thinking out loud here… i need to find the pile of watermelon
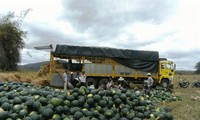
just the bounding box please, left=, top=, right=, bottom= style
left=149, top=87, right=183, bottom=103
left=0, top=82, right=174, bottom=120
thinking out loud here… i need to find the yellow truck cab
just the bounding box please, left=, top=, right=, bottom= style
left=50, top=44, right=175, bottom=88
left=159, top=59, right=175, bottom=88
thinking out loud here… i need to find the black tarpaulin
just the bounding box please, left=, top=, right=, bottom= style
left=53, top=45, right=159, bottom=72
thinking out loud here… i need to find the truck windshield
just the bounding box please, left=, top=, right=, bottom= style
left=166, top=63, right=175, bottom=70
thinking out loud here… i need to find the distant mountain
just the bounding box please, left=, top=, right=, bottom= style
left=18, top=60, right=68, bottom=71
left=176, top=70, right=195, bottom=75
left=18, top=61, right=49, bottom=71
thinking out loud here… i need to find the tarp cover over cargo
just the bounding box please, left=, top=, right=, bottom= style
left=53, top=45, right=159, bottom=72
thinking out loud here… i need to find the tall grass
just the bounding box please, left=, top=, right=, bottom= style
left=0, top=71, right=50, bottom=86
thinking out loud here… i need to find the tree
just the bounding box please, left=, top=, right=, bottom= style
left=0, top=10, right=29, bottom=71
left=195, top=61, right=200, bottom=74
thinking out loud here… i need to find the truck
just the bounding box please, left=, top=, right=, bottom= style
left=49, top=44, right=175, bottom=88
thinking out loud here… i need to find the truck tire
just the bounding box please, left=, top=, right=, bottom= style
left=160, top=79, right=169, bottom=88
left=86, top=78, right=97, bottom=87
left=98, top=78, right=109, bottom=89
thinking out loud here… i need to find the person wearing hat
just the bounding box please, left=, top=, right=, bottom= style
left=118, top=77, right=129, bottom=89
left=144, top=73, right=154, bottom=95
left=63, top=70, right=69, bottom=94
left=79, top=71, right=86, bottom=86
left=118, top=77, right=124, bottom=81
left=169, top=73, right=173, bottom=92
left=169, top=73, right=173, bottom=85
left=117, top=77, right=124, bottom=89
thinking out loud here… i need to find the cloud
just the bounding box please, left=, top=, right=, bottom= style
left=160, top=49, right=200, bottom=70
left=0, top=0, right=197, bottom=70
left=61, top=0, right=177, bottom=40
left=22, top=22, right=94, bottom=50
left=20, top=48, right=50, bottom=64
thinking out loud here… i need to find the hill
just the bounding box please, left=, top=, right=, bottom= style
left=18, top=60, right=69, bottom=71
left=18, top=61, right=49, bottom=71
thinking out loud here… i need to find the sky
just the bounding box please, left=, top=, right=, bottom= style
left=0, top=0, right=199, bottom=70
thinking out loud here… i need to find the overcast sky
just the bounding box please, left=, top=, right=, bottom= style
left=0, top=0, right=199, bottom=70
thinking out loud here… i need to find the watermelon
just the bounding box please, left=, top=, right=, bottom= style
left=104, top=110, right=114, bottom=118
left=1, top=102, right=12, bottom=111
left=94, top=95, right=101, bottom=102
left=63, top=105, right=69, bottom=114
left=71, top=100, right=79, bottom=107
left=52, top=114, right=62, bottom=120
left=13, top=104, right=23, bottom=113
left=136, top=112, right=144, bottom=119
left=0, top=82, right=176, bottom=120
left=93, top=110, right=100, bottom=118
left=83, top=103, right=90, bottom=109
left=32, top=101, right=41, bottom=111
left=114, top=98, right=122, bottom=106
left=0, top=111, right=9, bottom=120
left=25, top=99, right=35, bottom=110
left=42, top=108, right=54, bottom=119
left=72, top=93, right=79, bottom=99
left=78, top=98, right=85, bottom=107
left=38, top=97, right=47, bottom=106
left=87, top=98, right=95, bottom=106
left=120, top=94, right=127, bottom=102
left=98, top=100, right=107, bottom=107
left=82, top=109, right=93, bottom=117
left=13, top=97, right=22, bottom=104
left=70, top=107, right=81, bottom=114
left=67, top=95, right=75, bottom=101
left=74, top=111, right=83, bottom=119
left=78, top=88, right=86, bottom=95
left=10, top=113, right=18, bottom=119
left=120, top=107, right=129, bottom=116
left=55, top=106, right=64, bottom=114
left=18, top=109, right=28, bottom=118
left=64, top=100, right=71, bottom=107
left=164, top=112, right=173, bottom=120
left=29, top=112, right=40, bottom=119
left=127, top=112, right=135, bottom=119
left=50, top=98, right=62, bottom=107
left=95, top=106, right=102, bottom=113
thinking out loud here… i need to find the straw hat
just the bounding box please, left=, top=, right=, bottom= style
left=118, top=77, right=124, bottom=81
left=147, top=73, right=151, bottom=76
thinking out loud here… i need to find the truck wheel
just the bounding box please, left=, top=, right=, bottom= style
left=86, top=78, right=97, bottom=87
left=160, top=79, right=169, bottom=88
left=98, top=78, right=109, bottom=89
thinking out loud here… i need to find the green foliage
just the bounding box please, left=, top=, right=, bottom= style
left=195, top=61, right=200, bottom=74
left=0, top=10, right=29, bottom=71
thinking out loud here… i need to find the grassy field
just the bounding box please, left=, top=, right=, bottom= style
left=166, top=75, right=200, bottom=120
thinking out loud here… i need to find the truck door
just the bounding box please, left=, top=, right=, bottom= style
left=159, top=62, right=174, bottom=88
left=165, top=63, right=173, bottom=75
left=160, top=62, right=166, bottom=78
left=159, top=62, right=174, bottom=80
